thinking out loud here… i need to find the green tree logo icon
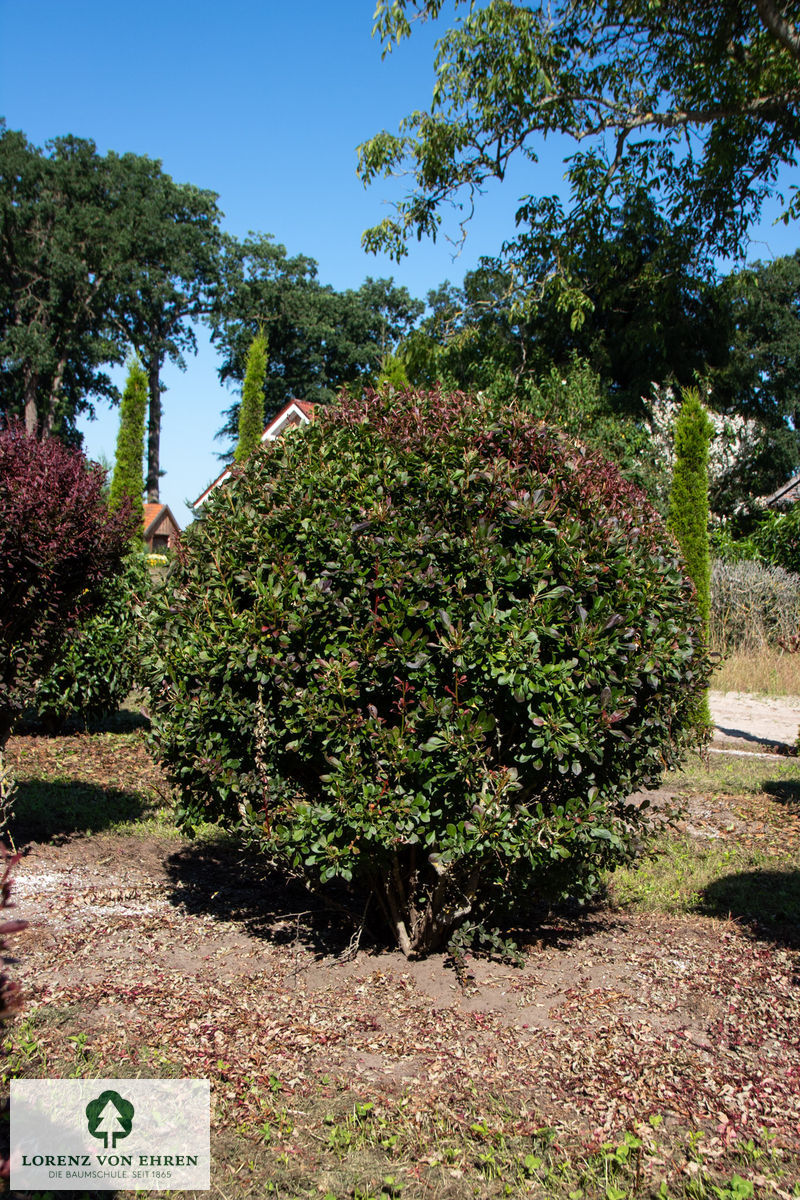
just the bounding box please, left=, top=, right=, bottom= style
left=85, top=1090, right=135, bottom=1149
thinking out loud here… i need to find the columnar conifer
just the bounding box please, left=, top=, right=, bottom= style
left=376, top=352, right=410, bottom=391
left=109, top=358, right=147, bottom=530
left=668, top=387, right=713, bottom=729
left=234, top=332, right=268, bottom=464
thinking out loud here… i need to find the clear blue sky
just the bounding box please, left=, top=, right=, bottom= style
left=1, top=1, right=798, bottom=525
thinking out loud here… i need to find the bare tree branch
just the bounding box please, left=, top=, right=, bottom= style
left=755, top=0, right=800, bottom=62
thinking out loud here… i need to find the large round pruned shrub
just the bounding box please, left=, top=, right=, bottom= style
left=142, top=389, right=711, bottom=956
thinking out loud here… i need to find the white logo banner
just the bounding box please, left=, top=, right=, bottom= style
left=11, top=1078, right=210, bottom=1191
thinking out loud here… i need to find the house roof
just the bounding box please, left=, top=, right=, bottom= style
left=192, top=398, right=315, bottom=511
left=288, top=400, right=315, bottom=420
left=143, top=502, right=181, bottom=538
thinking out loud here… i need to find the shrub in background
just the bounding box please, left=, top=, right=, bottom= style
left=749, top=503, right=800, bottom=575
left=710, top=558, right=800, bottom=652
left=711, top=501, right=800, bottom=576
left=142, top=389, right=711, bottom=957
left=0, top=423, right=133, bottom=749
left=709, top=524, right=761, bottom=565
left=32, top=551, right=149, bottom=731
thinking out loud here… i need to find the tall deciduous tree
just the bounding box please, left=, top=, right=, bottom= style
left=234, top=331, right=268, bottom=463
left=715, top=251, right=800, bottom=437
left=403, top=196, right=726, bottom=416
left=0, top=124, right=223, bottom=494
left=109, top=157, right=222, bottom=501
left=690, top=250, right=800, bottom=503
left=109, top=358, right=147, bottom=530
left=0, top=124, right=123, bottom=440
left=359, top=1, right=800, bottom=274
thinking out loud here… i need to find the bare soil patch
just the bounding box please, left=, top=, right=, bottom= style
left=3, top=723, right=800, bottom=1195
left=9, top=820, right=800, bottom=1153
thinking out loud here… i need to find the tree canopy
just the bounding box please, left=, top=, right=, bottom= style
left=715, top=250, right=800, bottom=431
left=401, top=195, right=726, bottom=415
left=709, top=251, right=800, bottom=498
left=0, top=125, right=123, bottom=440
left=108, top=157, right=221, bottom=500
left=212, top=233, right=423, bottom=455
left=359, top=0, right=800, bottom=270
left=0, top=123, right=222, bottom=499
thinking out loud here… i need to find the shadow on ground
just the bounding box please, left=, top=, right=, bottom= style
left=714, top=725, right=790, bottom=752
left=700, top=868, right=800, bottom=949
left=763, top=779, right=800, bottom=806
left=163, top=835, right=611, bottom=963
left=163, top=835, right=371, bottom=959
left=17, top=707, right=150, bottom=736
left=11, top=779, right=148, bottom=845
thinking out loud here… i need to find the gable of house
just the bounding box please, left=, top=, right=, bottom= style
left=192, top=399, right=315, bottom=511
left=143, top=503, right=181, bottom=552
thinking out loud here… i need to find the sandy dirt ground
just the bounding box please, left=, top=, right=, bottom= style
left=710, top=690, right=800, bottom=750
left=4, top=702, right=800, bottom=1193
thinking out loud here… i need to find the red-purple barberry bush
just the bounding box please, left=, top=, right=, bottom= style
left=0, top=422, right=134, bottom=748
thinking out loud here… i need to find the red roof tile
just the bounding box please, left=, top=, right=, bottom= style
left=143, top=502, right=164, bottom=530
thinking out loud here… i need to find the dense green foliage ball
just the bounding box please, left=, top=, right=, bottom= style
left=142, top=390, right=711, bottom=955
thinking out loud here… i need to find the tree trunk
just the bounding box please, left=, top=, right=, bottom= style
left=145, top=356, right=162, bottom=502
left=380, top=851, right=479, bottom=957
left=23, top=373, right=39, bottom=435
left=46, top=356, right=69, bottom=433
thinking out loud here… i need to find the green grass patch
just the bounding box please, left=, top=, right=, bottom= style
left=611, top=750, right=800, bottom=935
left=9, top=776, right=167, bottom=843
left=5, top=730, right=223, bottom=844
left=609, top=836, right=800, bottom=921
left=667, top=749, right=800, bottom=796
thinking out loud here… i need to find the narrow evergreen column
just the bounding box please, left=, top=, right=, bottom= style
left=235, top=331, right=268, bottom=464
left=668, top=387, right=713, bottom=730
left=109, top=358, right=147, bottom=535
